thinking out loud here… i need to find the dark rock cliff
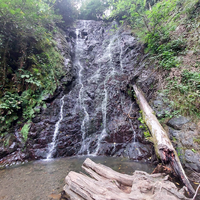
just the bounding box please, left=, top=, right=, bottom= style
left=1, top=20, right=199, bottom=175
left=0, top=20, right=158, bottom=166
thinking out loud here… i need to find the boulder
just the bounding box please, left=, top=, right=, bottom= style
left=185, top=149, right=200, bottom=172
left=167, top=116, right=190, bottom=130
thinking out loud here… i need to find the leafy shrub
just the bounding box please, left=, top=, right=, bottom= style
left=165, top=69, right=200, bottom=117
left=0, top=92, right=22, bottom=133
left=0, top=0, right=67, bottom=135
left=79, top=0, right=110, bottom=20
left=21, top=121, right=31, bottom=141
left=0, top=92, right=21, bottom=111
left=182, top=70, right=200, bottom=87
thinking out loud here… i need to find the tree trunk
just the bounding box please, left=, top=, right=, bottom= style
left=133, top=84, right=195, bottom=196
left=2, top=39, right=9, bottom=86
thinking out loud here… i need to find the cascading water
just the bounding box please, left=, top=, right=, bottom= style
left=25, top=20, right=152, bottom=161
left=93, top=36, right=118, bottom=155
left=118, top=37, right=124, bottom=71
left=75, top=28, right=90, bottom=155
left=93, top=79, right=108, bottom=155
left=46, top=95, right=65, bottom=159
left=129, top=118, right=136, bottom=143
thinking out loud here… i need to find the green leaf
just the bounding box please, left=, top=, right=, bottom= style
left=10, top=9, right=16, bottom=15
left=1, top=3, right=8, bottom=8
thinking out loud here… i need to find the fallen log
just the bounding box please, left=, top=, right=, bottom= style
left=133, top=84, right=195, bottom=196
left=63, top=158, right=190, bottom=200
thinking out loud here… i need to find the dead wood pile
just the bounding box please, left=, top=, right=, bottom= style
left=63, top=158, right=190, bottom=200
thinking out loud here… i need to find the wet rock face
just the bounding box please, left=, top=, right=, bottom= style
left=168, top=120, right=200, bottom=172
left=1, top=20, right=153, bottom=164
left=0, top=150, right=28, bottom=168
left=52, top=20, right=151, bottom=160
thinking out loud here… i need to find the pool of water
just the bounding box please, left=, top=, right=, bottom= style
left=0, top=156, right=155, bottom=200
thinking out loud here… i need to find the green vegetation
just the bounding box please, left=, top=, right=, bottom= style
left=54, top=0, right=78, bottom=28
left=192, top=148, right=197, bottom=153
left=0, top=0, right=77, bottom=135
left=79, top=0, right=110, bottom=20
left=193, top=138, right=200, bottom=144
left=172, top=137, right=177, bottom=143
left=138, top=115, right=151, bottom=139
left=176, top=147, right=183, bottom=157
left=21, top=121, right=31, bottom=141
left=127, top=86, right=134, bottom=99
left=143, top=131, right=151, bottom=138
left=109, top=0, right=200, bottom=118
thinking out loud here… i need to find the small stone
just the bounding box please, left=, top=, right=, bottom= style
left=168, top=127, right=180, bottom=139
left=8, top=142, right=17, bottom=152
left=189, top=123, right=197, bottom=131
left=151, top=94, right=172, bottom=119
left=38, top=149, right=48, bottom=159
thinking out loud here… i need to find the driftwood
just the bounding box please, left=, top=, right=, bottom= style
left=133, top=84, right=195, bottom=196
left=63, top=158, right=190, bottom=200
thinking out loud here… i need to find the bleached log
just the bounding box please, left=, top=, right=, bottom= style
left=82, top=157, right=134, bottom=186
left=133, top=84, right=195, bottom=196
left=63, top=158, right=190, bottom=200
left=65, top=171, right=135, bottom=200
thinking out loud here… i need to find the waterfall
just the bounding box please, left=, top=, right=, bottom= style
left=41, top=20, right=150, bottom=160
left=75, top=28, right=90, bottom=155
left=46, top=95, right=65, bottom=159
left=78, top=59, right=90, bottom=154
left=0, top=20, right=155, bottom=165
left=93, top=80, right=108, bottom=155
left=118, top=37, right=124, bottom=71
left=129, top=118, right=136, bottom=143
left=93, top=36, right=117, bottom=155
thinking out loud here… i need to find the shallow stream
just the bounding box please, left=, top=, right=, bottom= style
left=0, top=156, right=154, bottom=200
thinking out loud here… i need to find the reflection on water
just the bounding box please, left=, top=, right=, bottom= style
left=0, top=156, right=155, bottom=200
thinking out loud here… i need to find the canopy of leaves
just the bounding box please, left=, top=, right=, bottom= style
left=54, top=0, right=78, bottom=28
left=109, top=0, right=159, bottom=22
left=79, top=0, right=110, bottom=20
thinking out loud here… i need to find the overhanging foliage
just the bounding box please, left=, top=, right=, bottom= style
left=0, top=0, right=72, bottom=135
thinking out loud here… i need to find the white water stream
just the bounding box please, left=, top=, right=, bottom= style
left=118, top=37, right=124, bottom=71
left=129, top=118, right=136, bottom=143
left=75, top=28, right=90, bottom=155
left=93, top=36, right=118, bottom=155
left=46, top=95, right=65, bottom=159
left=46, top=21, right=137, bottom=157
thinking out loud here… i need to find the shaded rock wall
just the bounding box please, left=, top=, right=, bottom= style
left=0, top=20, right=157, bottom=165
left=2, top=20, right=199, bottom=174
left=26, top=20, right=154, bottom=160
left=152, top=95, right=200, bottom=173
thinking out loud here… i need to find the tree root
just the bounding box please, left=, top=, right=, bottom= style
left=192, top=184, right=200, bottom=200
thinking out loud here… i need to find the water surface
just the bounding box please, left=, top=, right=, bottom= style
left=0, top=156, right=155, bottom=200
